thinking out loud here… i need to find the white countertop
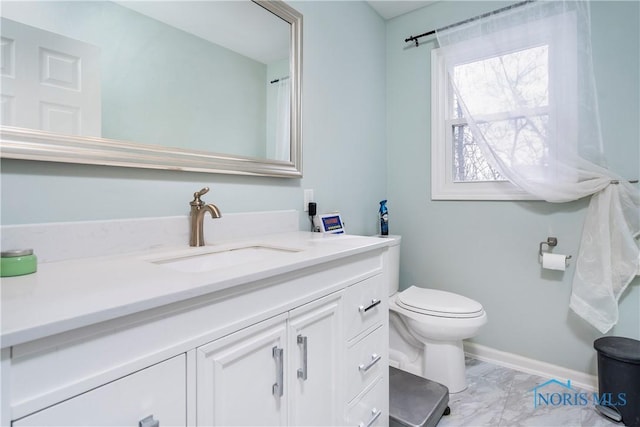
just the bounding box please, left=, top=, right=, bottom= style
left=1, top=232, right=390, bottom=348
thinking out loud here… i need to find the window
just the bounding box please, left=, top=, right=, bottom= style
left=431, top=13, right=576, bottom=200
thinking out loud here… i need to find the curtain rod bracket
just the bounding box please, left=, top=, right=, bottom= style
left=404, top=35, right=420, bottom=47
left=611, top=179, right=638, bottom=184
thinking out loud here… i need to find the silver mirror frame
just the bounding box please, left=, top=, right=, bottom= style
left=0, top=0, right=302, bottom=178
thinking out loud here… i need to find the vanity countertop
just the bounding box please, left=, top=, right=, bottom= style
left=1, top=232, right=390, bottom=349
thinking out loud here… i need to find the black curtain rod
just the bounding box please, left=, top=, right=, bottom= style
left=404, top=0, right=534, bottom=47
left=270, top=76, right=290, bottom=84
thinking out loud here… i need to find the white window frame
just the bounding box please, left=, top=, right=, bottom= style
left=431, top=12, right=577, bottom=201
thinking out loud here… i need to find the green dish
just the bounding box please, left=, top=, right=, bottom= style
left=1, top=249, right=37, bottom=277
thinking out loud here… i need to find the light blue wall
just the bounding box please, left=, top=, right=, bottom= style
left=386, top=1, right=639, bottom=375
left=0, top=1, right=387, bottom=236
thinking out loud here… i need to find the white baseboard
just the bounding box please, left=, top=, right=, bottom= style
left=464, top=342, right=598, bottom=392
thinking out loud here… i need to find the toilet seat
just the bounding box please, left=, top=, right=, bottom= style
left=396, top=286, right=484, bottom=319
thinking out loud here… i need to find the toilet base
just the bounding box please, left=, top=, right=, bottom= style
left=389, top=310, right=470, bottom=393
left=422, top=339, right=467, bottom=394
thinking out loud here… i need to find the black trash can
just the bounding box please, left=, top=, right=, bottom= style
left=594, top=336, right=640, bottom=427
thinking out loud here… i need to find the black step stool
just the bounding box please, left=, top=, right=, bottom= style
left=389, top=367, right=450, bottom=427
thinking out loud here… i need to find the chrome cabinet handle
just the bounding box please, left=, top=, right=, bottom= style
left=139, top=415, right=159, bottom=427
left=272, top=346, right=284, bottom=397
left=297, top=334, right=308, bottom=380
left=359, top=408, right=382, bottom=427
left=358, top=298, right=381, bottom=313
left=358, top=353, right=382, bottom=372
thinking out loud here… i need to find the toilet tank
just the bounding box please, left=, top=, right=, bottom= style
left=382, top=235, right=402, bottom=296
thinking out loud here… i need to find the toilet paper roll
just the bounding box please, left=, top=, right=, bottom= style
left=542, top=253, right=567, bottom=271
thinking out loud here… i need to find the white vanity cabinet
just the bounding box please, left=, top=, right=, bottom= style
left=196, top=292, right=343, bottom=426
left=1, top=234, right=389, bottom=427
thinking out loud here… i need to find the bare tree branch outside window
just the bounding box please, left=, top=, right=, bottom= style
left=450, top=45, right=549, bottom=182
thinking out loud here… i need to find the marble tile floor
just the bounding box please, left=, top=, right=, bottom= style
left=436, top=357, right=622, bottom=427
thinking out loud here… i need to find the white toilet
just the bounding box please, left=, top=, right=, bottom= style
left=385, top=236, right=487, bottom=393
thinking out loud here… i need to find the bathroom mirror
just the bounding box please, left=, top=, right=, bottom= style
left=0, top=0, right=302, bottom=177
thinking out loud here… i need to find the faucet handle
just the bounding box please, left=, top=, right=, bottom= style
left=191, top=187, right=210, bottom=206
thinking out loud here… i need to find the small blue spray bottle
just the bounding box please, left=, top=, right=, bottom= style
left=379, top=200, right=388, bottom=236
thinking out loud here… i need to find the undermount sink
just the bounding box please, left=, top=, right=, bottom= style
left=151, top=245, right=301, bottom=273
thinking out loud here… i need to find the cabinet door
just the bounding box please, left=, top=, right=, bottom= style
left=196, top=314, right=288, bottom=426
left=13, top=355, right=186, bottom=426
left=288, top=293, right=343, bottom=426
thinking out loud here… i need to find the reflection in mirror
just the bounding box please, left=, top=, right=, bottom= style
left=0, top=0, right=302, bottom=177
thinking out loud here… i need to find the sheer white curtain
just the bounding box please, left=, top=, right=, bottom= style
left=274, top=78, right=291, bottom=161
left=436, top=0, right=639, bottom=332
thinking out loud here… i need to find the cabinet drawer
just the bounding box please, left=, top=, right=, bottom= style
left=344, top=275, right=385, bottom=340
left=13, top=355, right=186, bottom=427
left=345, top=376, right=387, bottom=427
left=346, top=326, right=386, bottom=402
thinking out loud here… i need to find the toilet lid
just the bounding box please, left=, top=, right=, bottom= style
left=397, top=286, right=484, bottom=318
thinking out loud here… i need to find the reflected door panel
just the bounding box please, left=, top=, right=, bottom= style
left=0, top=18, right=101, bottom=136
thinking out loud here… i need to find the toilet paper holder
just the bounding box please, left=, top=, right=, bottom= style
left=538, top=237, right=572, bottom=263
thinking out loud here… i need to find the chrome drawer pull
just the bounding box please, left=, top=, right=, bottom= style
left=139, top=415, right=160, bottom=427
left=359, top=298, right=381, bottom=313
left=358, top=353, right=381, bottom=372
left=272, top=346, right=284, bottom=397
left=359, top=408, right=382, bottom=427
left=297, top=334, right=308, bottom=380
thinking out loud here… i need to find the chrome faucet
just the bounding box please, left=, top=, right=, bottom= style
left=189, top=187, right=221, bottom=247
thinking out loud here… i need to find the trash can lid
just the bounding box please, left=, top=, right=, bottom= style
left=594, top=337, right=640, bottom=364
